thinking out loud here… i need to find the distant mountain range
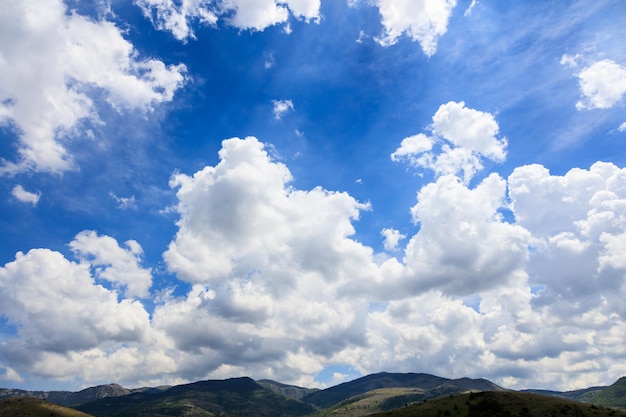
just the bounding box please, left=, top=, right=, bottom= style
left=1, top=372, right=626, bottom=417
left=0, top=382, right=168, bottom=407
left=522, top=376, right=626, bottom=408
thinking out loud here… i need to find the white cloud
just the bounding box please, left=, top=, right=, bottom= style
left=69, top=230, right=153, bottom=298
left=560, top=53, right=582, bottom=69
left=135, top=0, right=321, bottom=38
left=0, top=246, right=153, bottom=380
left=509, top=161, right=626, bottom=313
left=109, top=192, right=137, bottom=210
left=164, top=136, right=376, bottom=289
left=464, top=0, right=477, bottom=17
left=11, top=185, right=41, bottom=206
left=284, top=0, right=321, bottom=22
left=0, top=0, right=187, bottom=174
left=0, top=366, right=23, bottom=382
left=400, top=173, right=530, bottom=296
left=374, top=0, right=457, bottom=56
left=574, top=59, right=626, bottom=110
left=272, top=99, right=295, bottom=120
left=134, top=0, right=219, bottom=41
left=390, top=133, right=434, bottom=159
left=619, top=122, right=626, bottom=132
left=6, top=138, right=626, bottom=390
left=391, top=101, right=507, bottom=183
left=381, top=228, right=406, bottom=251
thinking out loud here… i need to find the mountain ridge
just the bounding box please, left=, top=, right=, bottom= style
left=2, top=372, right=626, bottom=415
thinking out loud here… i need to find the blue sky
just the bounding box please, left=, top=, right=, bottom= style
left=1, top=0, right=626, bottom=393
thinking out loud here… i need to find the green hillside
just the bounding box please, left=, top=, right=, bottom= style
left=368, top=391, right=626, bottom=417
left=77, top=377, right=316, bottom=417
left=302, top=372, right=449, bottom=408
left=0, top=397, right=96, bottom=417
left=309, top=387, right=430, bottom=417
left=588, top=377, right=626, bottom=409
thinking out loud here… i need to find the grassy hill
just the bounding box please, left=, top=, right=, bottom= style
left=587, top=377, right=626, bottom=409
left=0, top=383, right=164, bottom=407
left=0, top=397, right=95, bottom=417
left=367, top=390, right=626, bottom=417
left=4, top=373, right=626, bottom=417
left=76, top=377, right=317, bottom=417
left=309, top=387, right=429, bottom=417
left=257, top=379, right=319, bottom=400
left=302, top=372, right=449, bottom=408
left=523, top=376, right=626, bottom=409
left=302, top=372, right=504, bottom=410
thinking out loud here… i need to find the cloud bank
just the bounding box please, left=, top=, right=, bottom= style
left=3, top=126, right=626, bottom=390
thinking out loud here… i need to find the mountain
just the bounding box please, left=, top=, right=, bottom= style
left=586, top=376, right=626, bottom=408
left=76, top=377, right=317, bottom=417
left=368, top=390, right=626, bottom=417
left=523, top=376, right=626, bottom=409
left=0, top=383, right=135, bottom=407
left=301, top=372, right=504, bottom=409
left=3, top=372, right=626, bottom=417
left=0, top=397, right=96, bottom=417
left=257, top=379, right=319, bottom=400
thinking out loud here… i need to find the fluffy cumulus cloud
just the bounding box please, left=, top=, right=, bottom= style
left=0, top=0, right=187, bottom=174
left=391, top=101, right=507, bottom=183
left=400, top=173, right=530, bottom=296
left=6, top=133, right=626, bottom=389
left=381, top=228, right=406, bottom=251
left=135, top=0, right=321, bottom=38
left=0, top=238, right=155, bottom=382
left=158, top=136, right=380, bottom=383
left=69, top=231, right=153, bottom=298
left=500, top=162, right=626, bottom=387
left=571, top=59, right=626, bottom=110
left=164, top=136, right=377, bottom=288
left=374, top=0, right=457, bottom=55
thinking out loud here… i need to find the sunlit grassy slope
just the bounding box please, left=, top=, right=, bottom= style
left=0, top=397, right=95, bottom=417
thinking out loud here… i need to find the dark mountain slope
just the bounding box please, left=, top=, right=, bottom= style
left=77, top=377, right=316, bottom=417
left=588, top=376, right=626, bottom=408
left=369, top=390, right=626, bottom=417
left=0, top=384, right=132, bottom=407
left=522, top=376, right=626, bottom=408
left=257, top=379, right=319, bottom=400
left=302, top=372, right=449, bottom=408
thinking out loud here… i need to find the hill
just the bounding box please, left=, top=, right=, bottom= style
left=257, top=379, right=319, bottom=400
left=0, top=383, right=160, bottom=407
left=368, top=390, right=626, bottom=417
left=523, top=376, right=626, bottom=409
left=302, top=372, right=503, bottom=409
left=587, top=376, right=626, bottom=409
left=0, top=397, right=96, bottom=417
left=76, top=377, right=317, bottom=417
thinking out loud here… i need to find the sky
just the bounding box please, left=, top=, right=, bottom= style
left=1, top=0, right=626, bottom=394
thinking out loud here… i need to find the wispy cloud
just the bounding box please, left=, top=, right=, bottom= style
left=11, top=185, right=40, bottom=206
left=272, top=99, right=295, bottom=120
left=110, top=192, right=137, bottom=210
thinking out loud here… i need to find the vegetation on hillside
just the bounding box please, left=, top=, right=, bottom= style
left=367, top=391, right=626, bottom=417
left=3, top=372, right=626, bottom=417
left=0, top=397, right=95, bottom=417
left=77, top=377, right=316, bottom=417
